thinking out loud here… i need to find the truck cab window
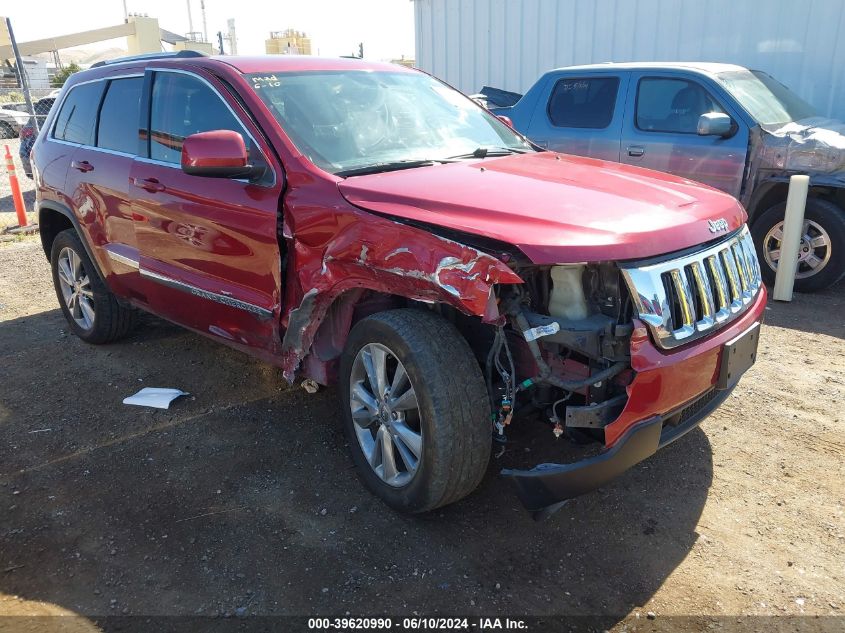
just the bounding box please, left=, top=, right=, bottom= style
left=547, top=77, right=619, bottom=129
left=637, top=77, right=725, bottom=134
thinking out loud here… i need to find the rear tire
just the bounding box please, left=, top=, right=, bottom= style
left=0, top=122, right=14, bottom=139
left=50, top=229, right=137, bottom=344
left=339, top=309, right=491, bottom=513
left=752, top=198, right=845, bottom=292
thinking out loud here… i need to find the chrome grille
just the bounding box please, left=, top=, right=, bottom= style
left=621, top=226, right=762, bottom=349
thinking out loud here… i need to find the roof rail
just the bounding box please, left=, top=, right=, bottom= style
left=91, top=50, right=208, bottom=69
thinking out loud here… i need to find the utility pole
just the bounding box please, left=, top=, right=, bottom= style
left=217, top=31, right=225, bottom=55
left=5, top=18, right=38, bottom=133
left=226, top=18, right=238, bottom=55
left=200, top=0, right=208, bottom=42
left=186, top=0, right=194, bottom=35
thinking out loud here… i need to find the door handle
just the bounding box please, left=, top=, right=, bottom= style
left=132, top=177, right=165, bottom=193
left=71, top=160, right=94, bottom=173
left=627, top=146, right=645, bottom=157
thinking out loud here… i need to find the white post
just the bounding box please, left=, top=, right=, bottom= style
left=772, top=174, right=810, bottom=301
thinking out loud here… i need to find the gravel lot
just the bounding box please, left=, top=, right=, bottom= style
left=0, top=238, right=843, bottom=632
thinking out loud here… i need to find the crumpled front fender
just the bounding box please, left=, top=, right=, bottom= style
left=279, top=208, right=522, bottom=381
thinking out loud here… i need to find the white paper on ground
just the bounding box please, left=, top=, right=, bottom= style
left=123, top=387, right=189, bottom=410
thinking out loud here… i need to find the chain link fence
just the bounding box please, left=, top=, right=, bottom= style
left=1, top=85, right=54, bottom=232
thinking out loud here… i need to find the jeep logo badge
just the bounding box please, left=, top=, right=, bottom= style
left=708, top=218, right=729, bottom=233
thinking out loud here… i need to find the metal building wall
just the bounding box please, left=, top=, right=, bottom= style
left=413, top=0, right=845, bottom=120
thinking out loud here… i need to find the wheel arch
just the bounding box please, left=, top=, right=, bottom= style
left=280, top=204, right=524, bottom=384
left=747, top=179, right=845, bottom=225
left=288, top=282, right=508, bottom=386
left=746, top=180, right=790, bottom=225
left=38, top=202, right=106, bottom=284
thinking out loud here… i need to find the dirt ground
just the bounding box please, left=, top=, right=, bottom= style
left=0, top=238, right=843, bottom=632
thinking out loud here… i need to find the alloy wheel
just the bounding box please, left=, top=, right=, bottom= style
left=349, top=343, right=423, bottom=488
left=763, top=219, right=832, bottom=279
left=57, top=247, right=95, bottom=330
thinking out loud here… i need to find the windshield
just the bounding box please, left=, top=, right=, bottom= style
left=248, top=70, right=531, bottom=175
left=716, top=70, right=818, bottom=126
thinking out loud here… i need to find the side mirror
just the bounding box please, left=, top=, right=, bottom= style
left=181, top=130, right=260, bottom=179
left=496, top=114, right=514, bottom=128
left=697, top=112, right=733, bottom=138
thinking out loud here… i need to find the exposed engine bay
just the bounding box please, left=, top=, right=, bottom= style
left=483, top=263, right=635, bottom=446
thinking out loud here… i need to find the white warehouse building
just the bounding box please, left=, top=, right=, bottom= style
left=412, top=0, right=845, bottom=120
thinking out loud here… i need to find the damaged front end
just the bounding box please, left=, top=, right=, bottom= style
left=742, top=118, right=845, bottom=211
left=483, top=262, right=642, bottom=516
left=494, top=263, right=634, bottom=439
left=494, top=228, right=765, bottom=518
left=486, top=252, right=753, bottom=519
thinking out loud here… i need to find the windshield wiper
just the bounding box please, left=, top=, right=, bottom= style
left=335, top=159, right=456, bottom=178
left=446, top=146, right=531, bottom=160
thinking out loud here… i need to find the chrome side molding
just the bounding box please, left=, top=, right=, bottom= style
left=139, top=268, right=274, bottom=320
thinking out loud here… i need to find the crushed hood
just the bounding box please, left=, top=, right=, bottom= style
left=759, top=117, right=845, bottom=174
left=338, top=152, right=747, bottom=264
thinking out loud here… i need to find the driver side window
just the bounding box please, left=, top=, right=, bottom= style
left=150, top=72, right=251, bottom=163
left=636, top=77, right=725, bottom=134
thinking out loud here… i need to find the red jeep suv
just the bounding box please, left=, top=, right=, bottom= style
left=32, top=52, right=766, bottom=518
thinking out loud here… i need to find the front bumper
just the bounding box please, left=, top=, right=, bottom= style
left=502, top=387, right=730, bottom=519
left=502, top=285, right=767, bottom=519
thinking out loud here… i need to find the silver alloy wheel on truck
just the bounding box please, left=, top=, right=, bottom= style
left=349, top=342, right=422, bottom=488
left=752, top=198, right=845, bottom=292
left=762, top=219, right=832, bottom=279
left=56, top=246, right=96, bottom=330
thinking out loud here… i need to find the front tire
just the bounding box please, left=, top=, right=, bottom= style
left=339, top=309, right=491, bottom=513
left=50, top=229, right=137, bottom=343
left=752, top=198, right=845, bottom=292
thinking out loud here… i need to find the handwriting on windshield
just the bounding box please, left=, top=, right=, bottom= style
left=251, top=75, right=281, bottom=89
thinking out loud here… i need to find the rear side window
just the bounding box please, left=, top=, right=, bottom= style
left=149, top=72, right=250, bottom=164
left=53, top=83, right=102, bottom=145
left=636, top=77, right=725, bottom=134
left=547, top=77, right=619, bottom=129
left=97, top=77, right=143, bottom=154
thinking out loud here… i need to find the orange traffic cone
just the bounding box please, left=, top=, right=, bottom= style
left=4, top=144, right=28, bottom=228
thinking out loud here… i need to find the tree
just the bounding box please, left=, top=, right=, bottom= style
left=51, top=62, right=82, bottom=88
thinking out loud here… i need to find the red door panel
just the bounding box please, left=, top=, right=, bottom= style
left=129, top=161, right=282, bottom=350
left=130, top=69, right=284, bottom=353
left=65, top=146, right=145, bottom=300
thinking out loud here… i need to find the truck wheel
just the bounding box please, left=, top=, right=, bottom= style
left=50, top=229, right=137, bottom=344
left=339, top=309, right=491, bottom=513
left=752, top=198, right=845, bottom=292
